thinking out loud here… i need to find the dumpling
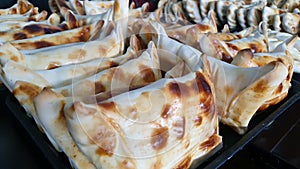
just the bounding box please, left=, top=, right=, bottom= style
left=65, top=71, right=221, bottom=169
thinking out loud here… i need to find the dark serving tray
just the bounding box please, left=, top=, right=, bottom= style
left=201, top=78, right=300, bottom=169
left=4, top=89, right=72, bottom=169
left=4, top=75, right=300, bottom=169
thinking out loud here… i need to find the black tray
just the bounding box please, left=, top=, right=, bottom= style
left=201, top=78, right=300, bottom=169
left=5, top=77, right=300, bottom=169
left=5, top=90, right=71, bottom=169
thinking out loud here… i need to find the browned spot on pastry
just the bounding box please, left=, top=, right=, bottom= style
left=79, top=27, right=91, bottom=42
left=95, top=81, right=106, bottom=94
left=151, top=126, right=169, bottom=150
left=195, top=72, right=212, bottom=95
left=11, top=55, right=19, bottom=62
left=75, top=0, right=84, bottom=8
left=58, top=23, right=69, bottom=30
left=221, top=53, right=233, bottom=63
left=194, top=116, right=203, bottom=126
left=47, top=62, right=61, bottom=69
left=167, top=82, right=191, bottom=98
left=68, top=49, right=86, bottom=60
left=13, top=82, right=41, bottom=99
left=95, top=147, right=113, bottom=156
left=114, top=0, right=121, bottom=15
left=168, top=30, right=185, bottom=43
left=152, top=159, right=162, bottom=169
left=253, top=80, right=267, bottom=93
left=285, top=65, right=293, bottom=82
left=249, top=43, right=260, bottom=53
left=18, top=1, right=33, bottom=14
left=276, top=57, right=284, bottom=64
left=168, top=82, right=181, bottom=97
left=33, top=41, right=56, bottom=49
left=161, top=104, right=171, bottom=118
left=119, top=160, right=135, bottom=169
left=226, top=43, right=239, bottom=53
left=66, top=11, right=78, bottom=29
left=18, top=0, right=28, bottom=14
left=13, top=32, right=27, bottom=40
left=98, top=46, right=107, bottom=55
left=57, top=101, right=66, bottom=122
left=225, top=85, right=234, bottom=96
left=184, top=140, right=190, bottom=149
left=91, top=123, right=116, bottom=156
left=139, top=65, right=155, bottom=83
left=8, top=8, right=17, bottom=14
left=274, top=83, right=283, bottom=95
left=122, top=160, right=129, bottom=166
left=109, top=61, right=119, bottom=68
left=200, top=134, right=219, bottom=150
left=200, top=98, right=214, bottom=115
left=23, top=24, right=44, bottom=34
left=175, top=156, right=191, bottom=169
left=197, top=24, right=211, bottom=32
left=24, top=24, right=62, bottom=35
left=99, top=102, right=117, bottom=111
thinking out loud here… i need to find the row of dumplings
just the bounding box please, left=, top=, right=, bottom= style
left=158, top=0, right=300, bottom=33
left=0, top=0, right=221, bottom=169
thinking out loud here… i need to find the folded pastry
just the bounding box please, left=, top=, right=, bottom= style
left=166, top=11, right=218, bottom=44
left=5, top=36, right=141, bottom=132
left=267, top=31, right=300, bottom=72
left=53, top=0, right=74, bottom=16
left=233, top=47, right=292, bottom=106
left=53, top=41, right=161, bottom=100
left=34, top=88, right=96, bottom=169
left=69, top=0, right=85, bottom=15
left=83, top=0, right=114, bottom=15
left=1, top=61, right=50, bottom=92
left=183, top=0, right=202, bottom=23
left=207, top=56, right=289, bottom=134
left=155, top=31, right=292, bottom=134
left=281, top=12, right=300, bottom=34
left=30, top=42, right=160, bottom=169
left=0, top=0, right=34, bottom=16
left=11, top=20, right=104, bottom=50
left=0, top=21, right=124, bottom=69
left=1, top=37, right=138, bottom=90
left=199, top=32, right=268, bottom=62
left=4, top=35, right=140, bottom=120
left=0, top=22, right=65, bottom=42
left=65, top=71, right=221, bottom=169
left=269, top=0, right=300, bottom=12
left=0, top=13, right=61, bottom=32
left=0, top=1, right=48, bottom=23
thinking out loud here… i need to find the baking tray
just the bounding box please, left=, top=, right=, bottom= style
left=201, top=78, right=300, bottom=169
left=250, top=93, right=300, bottom=168
left=4, top=75, right=300, bottom=169
left=4, top=88, right=72, bottom=169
